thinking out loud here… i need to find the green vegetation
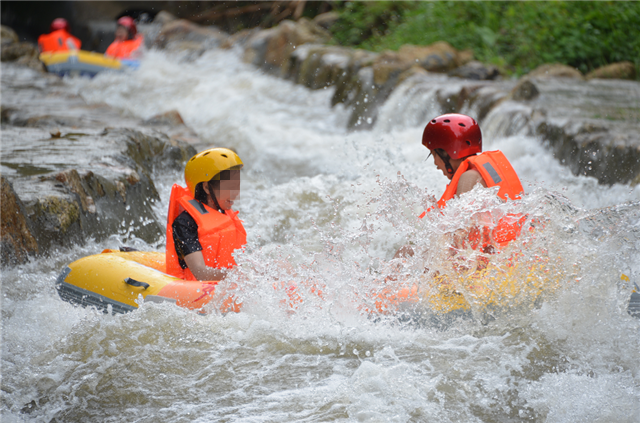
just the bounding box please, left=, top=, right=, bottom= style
left=329, top=1, right=640, bottom=76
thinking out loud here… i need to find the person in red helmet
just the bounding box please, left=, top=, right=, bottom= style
left=421, top=113, right=523, bottom=209
left=394, top=113, right=524, bottom=258
left=105, top=16, right=144, bottom=60
left=38, top=18, right=81, bottom=53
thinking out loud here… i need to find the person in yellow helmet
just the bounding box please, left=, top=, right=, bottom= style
left=165, top=148, right=246, bottom=281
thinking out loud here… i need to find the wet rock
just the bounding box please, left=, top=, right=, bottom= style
left=1, top=177, right=39, bottom=266
left=465, top=85, right=509, bottom=121
left=449, top=61, right=500, bottom=81
left=0, top=25, right=44, bottom=72
left=586, top=61, right=636, bottom=81
left=536, top=120, right=640, bottom=185
left=484, top=77, right=640, bottom=185
left=347, top=67, right=378, bottom=129
left=313, top=12, right=340, bottom=30
left=400, top=42, right=463, bottom=72
left=154, top=10, right=178, bottom=26
left=288, top=44, right=352, bottom=89
left=511, top=78, right=540, bottom=101
left=370, top=42, right=462, bottom=87
left=372, top=45, right=435, bottom=85
left=330, top=49, right=379, bottom=107
left=141, top=110, right=201, bottom=145
left=526, top=63, right=584, bottom=80
left=243, top=18, right=331, bottom=75
left=396, top=66, right=429, bottom=86
left=1, top=25, right=19, bottom=45
left=153, top=19, right=227, bottom=54
left=1, top=64, right=198, bottom=266
left=219, top=28, right=257, bottom=50
left=1, top=41, right=38, bottom=61
left=2, top=126, right=196, bottom=264
left=143, top=110, right=185, bottom=126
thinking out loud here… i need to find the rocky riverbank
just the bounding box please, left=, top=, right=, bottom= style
left=139, top=12, right=639, bottom=186
left=217, top=15, right=639, bottom=186
left=1, top=61, right=198, bottom=266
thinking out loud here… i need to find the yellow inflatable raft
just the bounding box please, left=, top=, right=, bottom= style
left=56, top=249, right=640, bottom=319
left=57, top=249, right=560, bottom=317
left=39, top=50, right=136, bottom=77
left=56, top=249, right=239, bottom=314
left=366, top=256, right=559, bottom=316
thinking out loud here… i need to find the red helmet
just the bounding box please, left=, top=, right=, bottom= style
left=50, top=18, right=69, bottom=32
left=422, top=113, right=482, bottom=160
left=117, top=16, right=137, bottom=38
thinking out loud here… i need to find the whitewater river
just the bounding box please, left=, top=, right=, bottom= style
left=3, top=46, right=640, bottom=422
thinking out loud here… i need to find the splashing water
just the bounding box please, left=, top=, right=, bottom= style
left=2, top=48, right=640, bottom=422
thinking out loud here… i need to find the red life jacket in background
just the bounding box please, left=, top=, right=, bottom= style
left=38, top=30, right=81, bottom=53
left=105, top=35, right=144, bottom=60
left=165, top=184, right=247, bottom=281
left=420, top=150, right=526, bottom=249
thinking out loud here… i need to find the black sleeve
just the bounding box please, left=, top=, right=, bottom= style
left=172, top=211, right=202, bottom=269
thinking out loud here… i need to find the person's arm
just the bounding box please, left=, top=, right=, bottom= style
left=183, top=251, right=228, bottom=281
left=173, top=212, right=227, bottom=281
left=456, top=169, right=486, bottom=195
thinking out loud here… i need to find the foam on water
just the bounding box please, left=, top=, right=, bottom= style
left=2, top=47, right=640, bottom=422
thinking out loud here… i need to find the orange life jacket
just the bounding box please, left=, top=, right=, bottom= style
left=38, top=30, right=81, bottom=53
left=165, top=184, right=247, bottom=281
left=420, top=150, right=525, bottom=249
left=105, top=35, right=144, bottom=60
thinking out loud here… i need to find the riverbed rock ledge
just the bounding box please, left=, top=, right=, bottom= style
left=1, top=61, right=197, bottom=267
left=586, top=61, right=637, bottom=81
left=1, top=25, right=45, bottom=72
left=198, top=17, right=638, bottom=186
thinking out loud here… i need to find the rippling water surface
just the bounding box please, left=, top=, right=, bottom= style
left=2, top=48, right=640, bottom=422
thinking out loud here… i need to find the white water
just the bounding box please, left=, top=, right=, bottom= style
left=2, top=48, right=640, bottom=422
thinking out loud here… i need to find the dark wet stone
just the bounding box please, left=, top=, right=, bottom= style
left=1, top=177, right=39, bottom=266
left=153, top=19, right=227, bottom=53
left=586, top=61, right=637, bottom=81
left=1, top=63, right=197, bottom=266
left=449, top=61, right=500, bottom=81
left=511, top=78, right=540, bottom=101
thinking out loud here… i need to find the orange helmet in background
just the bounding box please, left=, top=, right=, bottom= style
left=117, top=16, right=137, bottom=38
left=50, top=18, right=70, bottom=32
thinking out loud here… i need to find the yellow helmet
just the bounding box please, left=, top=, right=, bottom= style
left=184, top=148, right=243, bottom=196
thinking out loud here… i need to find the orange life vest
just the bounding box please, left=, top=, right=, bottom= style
left=165, top=184, right=247, bottom=281
left=105, top=35, right=144, bottom=60
left=420, top=150, right=525, bottom=249
left=38, top=30, right=81, bottom=53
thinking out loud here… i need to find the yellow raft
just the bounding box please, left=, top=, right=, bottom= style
left=57, top=250, right=640, bottom=318
left=39, top=50, right=134, bottom=77
left=56, top=249, right=239, bottom=314
left=370, top=258, right=559, bottom=316
left=57, top=249, right=558, bottom=317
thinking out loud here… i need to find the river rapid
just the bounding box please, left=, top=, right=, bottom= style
left=2, top=47, right=640, bottom=422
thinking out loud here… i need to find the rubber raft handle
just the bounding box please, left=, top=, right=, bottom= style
left=124, top=277, right=150, bottom=290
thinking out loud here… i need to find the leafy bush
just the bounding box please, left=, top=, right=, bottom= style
left=330, top=1, right=640, bottom=76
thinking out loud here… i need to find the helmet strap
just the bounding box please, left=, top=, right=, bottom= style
left=204, top=181, right=224, bottom=214
left=435, top=150, right=454, bottom=175
left=209, top=191, right=224, bottom=214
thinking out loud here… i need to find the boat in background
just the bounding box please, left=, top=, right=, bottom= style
left=39, top=50, right=139, bottom=77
